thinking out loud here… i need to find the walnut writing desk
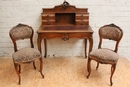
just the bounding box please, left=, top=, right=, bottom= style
left=37, top=3, right=93, bottom=58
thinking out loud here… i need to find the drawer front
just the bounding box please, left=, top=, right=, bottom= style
left=42, top=14, right=55, bottom=20
left=42, top=20, right=55, bottom=25
left=38, top=33, right=92, bottom=39
left=39, top=33, right=69, bottom=40
left=76, top=13, right=89, bottom=25
left=69, top=33, right=92, bottom=38
left=42, top=14, right=55, bottom=25
left=76, top=14, right=89, bottom=20
left=75, top=20, right=89, bottom=25
left=39, top=33, right=62, bottom=38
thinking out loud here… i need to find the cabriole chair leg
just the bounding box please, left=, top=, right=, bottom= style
left=39, top=57, right=44, bottom=78
left=110, top=64, right=116, bottom=86
left=18, top=65, right=21, bottom=73
left=87, top=58, right=91, bottom=78
left=14, top=63, right=21, bottom=85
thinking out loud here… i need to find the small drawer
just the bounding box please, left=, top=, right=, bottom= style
left=76, top=14, right=89, bottom=20
left=75, top=20, right=89, bottom=25
left=42, top=20, right=55, bottom=25
left=42, top=15, right=55, bottom=20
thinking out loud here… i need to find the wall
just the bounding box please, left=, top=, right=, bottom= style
left=0, top=0, right=130, bottom=60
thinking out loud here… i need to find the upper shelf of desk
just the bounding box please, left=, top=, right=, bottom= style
left=41, top=3, right=89, bottom=26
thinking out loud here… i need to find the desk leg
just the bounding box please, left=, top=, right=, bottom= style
left=87, top=36, right=93, bottom=72
left=44, top=38, right=47, bottom=58
left=85, top=38, right=87, bottom=58
left=37, top=37, right=42, bottom=54
left=88, top=37, right=93, bottom=53
left=37, top=37, right=47, bottom=58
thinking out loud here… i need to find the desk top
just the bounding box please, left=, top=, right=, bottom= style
left=37, top=25, right=93, bottom=33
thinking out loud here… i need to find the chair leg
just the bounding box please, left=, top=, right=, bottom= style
left=14, top=63, right=21, bottom=85
left=87, top=58, right=91, bottom=78
left=110, top=64, right=116, bottom=86
left=96, top=62, right=99, bottom=70
left=39, top=57, right=44, bottom=78
left=33, top=61, right=36, bottom=70
left=18, top=65, right=21, bottom=73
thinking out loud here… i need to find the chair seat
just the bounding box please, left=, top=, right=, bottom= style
left=12, top=48, right=41, bottom=63
left=89, top=48, right=119, bottom=63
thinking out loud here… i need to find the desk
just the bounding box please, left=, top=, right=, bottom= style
left=37, top=25, right=93, bottom=58
left=37, top=2, right=93, bottom=58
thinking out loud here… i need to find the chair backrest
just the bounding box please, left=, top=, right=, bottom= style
left=98, top=23, right=123, bottom=52
left=9, top=23, right=34, bottom=52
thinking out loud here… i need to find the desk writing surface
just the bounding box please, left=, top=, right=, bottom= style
left=37, top=25, right=93, bottom=33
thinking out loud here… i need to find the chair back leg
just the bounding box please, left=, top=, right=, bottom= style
left=33, top=61, right=36, bottom=69
left=96, top=62, right=99, bottom=70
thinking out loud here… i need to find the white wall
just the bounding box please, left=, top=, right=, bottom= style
left=0, top=0, right=130, bottom=60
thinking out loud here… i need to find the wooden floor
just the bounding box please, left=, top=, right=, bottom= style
left=0, top=57, right=130, bottom=87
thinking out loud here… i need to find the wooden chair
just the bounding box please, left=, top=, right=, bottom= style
left=87, top=23, right=123, bottom=86
left=9, top=23, right=44, bottom=85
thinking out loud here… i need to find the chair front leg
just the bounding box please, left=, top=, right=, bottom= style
left=87, top=58, right=91, bottom=78
left=14, top=63, right=21, bottom=85
left=110, top=64, right=116, bottom=86
left=18, top=65, right=21, bottom=73
left=39, top=57, right=44, bottom=78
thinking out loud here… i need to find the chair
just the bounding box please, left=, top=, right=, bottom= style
left=87, top=23, right=123, bottom=86
left=9, top=23, right=44, bottom=85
